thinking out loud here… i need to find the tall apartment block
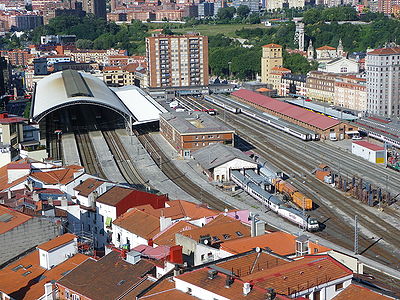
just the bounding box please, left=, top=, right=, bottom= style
left=146, top=34, right=209, bottom=88
left=366, top=47, right=400, bottom=117
left=82, top=0, right=106, bottom=19
left=261, top=43, right=283, bottom=85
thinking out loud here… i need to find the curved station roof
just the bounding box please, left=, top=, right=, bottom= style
left=31, top=70, right=134, bottom=122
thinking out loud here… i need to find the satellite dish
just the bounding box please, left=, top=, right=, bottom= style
left=255, top=247, right=261, bottom=253
left=204, top=239, right=209, bottom=245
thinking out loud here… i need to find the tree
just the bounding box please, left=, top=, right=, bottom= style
left=283, top=51, right=318, bottom=74
left=76, top=39, right=94, bottom=49
left=237, top=5, right=250, bottom=18
left=217, top=7, right=236, bottom=20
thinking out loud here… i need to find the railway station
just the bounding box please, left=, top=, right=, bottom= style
left=31, top=69, right=166, bottom=155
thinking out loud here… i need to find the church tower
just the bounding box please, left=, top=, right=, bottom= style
left=307, top=40, right=314, bottom=60
left=337, top=39, right=344, bottom=57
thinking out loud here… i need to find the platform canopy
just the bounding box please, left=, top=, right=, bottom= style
left=31, top=70, right=134, bottom=122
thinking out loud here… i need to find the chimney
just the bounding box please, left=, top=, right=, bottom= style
left=174, top=264, right=180, bottom=276
left=225, top=275, right=234, bottom=288
left=266, top=288, right=276, bottom=300
left=251, top=214, right=259, bottom=237
left=160, top=215, right=172, bottom=231
left=7, top=190, right=11, bottom=199
left=208, top=269, right=218, bottom=279
left=243, top=282, right=252, bottom=295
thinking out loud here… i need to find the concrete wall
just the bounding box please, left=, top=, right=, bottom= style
left=213, top=159, right=257, bottom=182
left=0, top=218, right=59, bottom=265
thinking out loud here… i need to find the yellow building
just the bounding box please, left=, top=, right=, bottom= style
left=261, top=43, right=283, bottom=86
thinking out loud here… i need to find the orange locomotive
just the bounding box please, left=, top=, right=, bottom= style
left=273, top=178, right=313, bottom=210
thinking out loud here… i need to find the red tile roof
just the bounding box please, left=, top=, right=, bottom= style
left=243, top=255, right=352, bottom=295
left=353, top=141, right=384, bottom=151
left=232, top=89, right=341, bottom=130
left=263, top=43, right=282, bottom=48
left=0, top=205, right=32, bottom=234
left=30, top=166, right=83, bottom=185
left=271, top=67, right=291, bottom=72
left=0, top=251, right=89, bottom=300
left=73, top=178, right=106, bottom=197
left=37, top=233, right=76, bottom=252
left=316, top=45, right=336, bottom=50
left=153, top=220, right=198, bottom=246
left=368, top=47, right=400, bottom=55
left=332, top=283, right=394, bottom=300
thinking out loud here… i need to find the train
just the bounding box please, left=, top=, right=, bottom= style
left=231, top=170, right=319, bottom=231
left=273, top=178, right=313, bottom=210
left=258, top=166, right=313, bottom=210
left=204, top=95, right=241, bottom=114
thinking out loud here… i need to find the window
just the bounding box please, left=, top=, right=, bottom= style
left=335, top=282, right=344, bottom=291
left=314, top=290, right=321, bottom=300
left=187, top=287, right=192, bottom=294
left=72, top=294, right=80, bottom=300
left=201, top=254, right=205, bottom=261
left=65, top=290, right=70, bottom=299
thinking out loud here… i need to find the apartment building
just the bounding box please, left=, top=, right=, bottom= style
left=281, top=73, right=307, bottom=97
left=261, top=43, right=283, bottom=86
left=146, top=34, right=209, bottom=88
left=82, top=0, right=106, bottom=18
left=366, top=47, right=400, bottom=117
left=306, top=71, right=338, bottom=103
left=334, top=75, right=367, bottom=112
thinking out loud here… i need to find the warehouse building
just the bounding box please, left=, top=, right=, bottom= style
left=192, top=143, right=257, bottom=182
left=352, top=141, right=386, bottom=164
left=159, top=111, right=235, bottom=158
left=231, top=89, right=355, bottom=140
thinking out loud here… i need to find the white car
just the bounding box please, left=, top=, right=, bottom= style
left=352, top=135, right=362, bottom=140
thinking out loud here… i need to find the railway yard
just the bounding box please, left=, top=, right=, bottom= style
left=51, top=93, right=400, bottom=290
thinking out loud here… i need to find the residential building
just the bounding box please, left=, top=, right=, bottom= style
left=82, top=0, right=106, bottom=18
left=318, top=57, right=360, bottom=74
left=378, top=0, right=400, bottom=14
left=0, top=113, right=27, bottom=166
left=192, top=143, right=257, bottom=182
left=280, top=73, right=307, bottom=97
left=69, top=49, right=123, bottom=65
left=159, top=111, right=235, bottom=158
left=15, top=14, right=43, bottom=30
left=146, top=34, right=209, bottom=88
left=94, top=186, right=168, bottom=247
left=261, top=43, right=283, bottom=86
left=1, top=49, right=33, bottom=67
left=266, top=0, right=305, bottom=10
left=0, top=234, right=89, bottom=300
left=56, top=250, right=156, bottom=299
left=366, top=47, right=400, bottom=117
left=198, top=2, right=214, bottom=17
left=102, top=66, right=136, bottom=86
left=334, top=75, right=367, bottom=111
left=0, top=204, right=59, bottom=265
left=306, top=71, right=338, bottom=103
left=232, top=0, right=259, bottom=12
left=269, top=66, right=291, bottom=91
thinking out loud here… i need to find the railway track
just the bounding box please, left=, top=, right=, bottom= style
left=136, top=132, right=233, bottom=211
left=181, top=96, right=400, bottom=268
left=102, top=130, right=148, bottom=186
left=75, top=131, right=106, bottom=178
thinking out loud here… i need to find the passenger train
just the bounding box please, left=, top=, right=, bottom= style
left=204, top=95, right=318, bottom=141
left=231, top=170, right=319, bottom=231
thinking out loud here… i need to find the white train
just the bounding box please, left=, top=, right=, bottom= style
left=231, top=170, right=319, bottom=231
left=204, top=95, right=241, bottom=113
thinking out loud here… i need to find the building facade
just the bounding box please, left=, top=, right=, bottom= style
left=261, top=43, right=283, bottom=85
left=82, top=0, right=106, bottom=18
left=366, top=47, right=400, bottom=117
left=334, top=75, right=367, bottom=112
left=159, top=111, right=235, bottom=158
left=306, top=71, right=338, bottom=103
left=146, top=34, right=209, bottom=88
left=281, top=73, right=307, bottom=97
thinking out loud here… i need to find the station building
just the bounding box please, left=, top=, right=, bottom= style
left=231, top=89, right=355, bottom=140
left=159, top=111, right=235, bottom=158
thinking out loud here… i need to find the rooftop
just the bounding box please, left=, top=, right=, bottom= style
left=332, top=283, right=394, bottom=300
left=232, top=89, right=341, bottom=130
left=263, top=43, right=282, bottom=48
left=135, top=200, right=217, bottom=221
left=29, top=166, right=83, bottom=185
left=0, top=205, right=32, bottom=234
left=367, top=47, right=400, bottom=55
left=37, top=233, right=76, bottom=252
left=161, top=111, right=234, bottom=135
left=73, top=177, right=106, bottom=197
left=96, top=186, right=133, bottom=206
left=353, top=140, right=385, bottom=151
left=192, top=143, right=256, bottom=170
left=153, top=220, right=198, bottom=246
left=0, top=251, right=88, bottom=300
left=180, top=215, right=250, bottom=245
left=113, top=209, right=160, bottom=240
left=57, top=251, right=155, bottom=300
left=316, top=45, right=336, bottom=50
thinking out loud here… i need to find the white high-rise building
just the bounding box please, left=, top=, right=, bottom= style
left=366, top=47, right=400, bottom=117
